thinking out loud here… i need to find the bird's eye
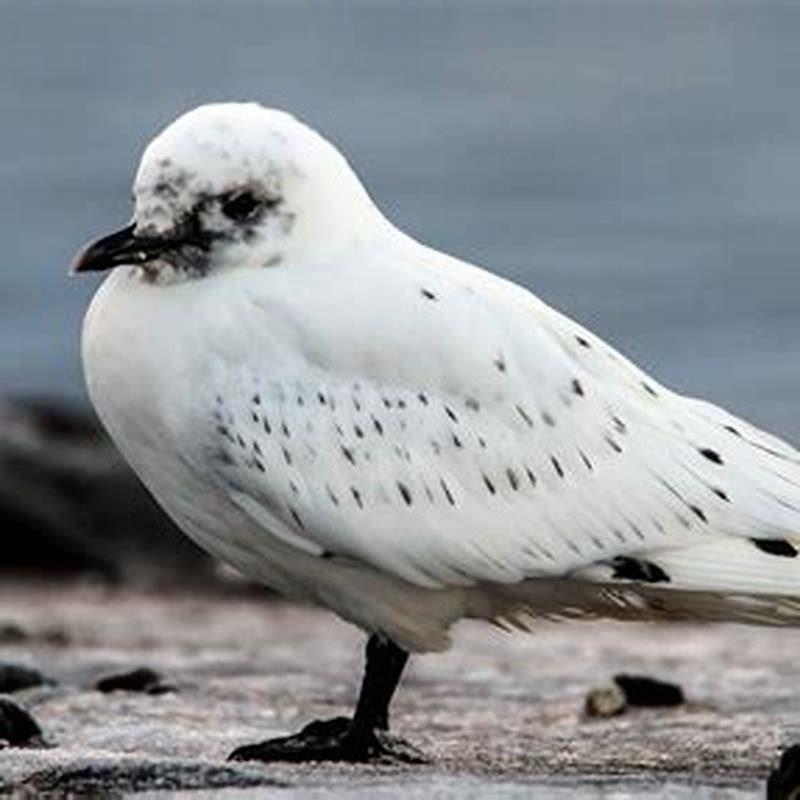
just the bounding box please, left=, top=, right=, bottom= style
left=221, top=191, right=261, bottom=222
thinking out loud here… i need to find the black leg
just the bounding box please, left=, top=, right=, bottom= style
left=228, top=634, right=425, bottom=764
left=353, top=634, right=408, bottom=732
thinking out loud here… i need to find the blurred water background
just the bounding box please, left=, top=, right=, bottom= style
left=1, top=0, right=799, bottom=440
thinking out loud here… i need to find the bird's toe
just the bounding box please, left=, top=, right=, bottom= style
left=227, top=716, right=426, bottom=764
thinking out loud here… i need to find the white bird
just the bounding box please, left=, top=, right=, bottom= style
left=73, top=103, right=800, bottom=763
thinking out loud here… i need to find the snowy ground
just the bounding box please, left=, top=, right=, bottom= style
left=1, top=579, right=798, bottom=798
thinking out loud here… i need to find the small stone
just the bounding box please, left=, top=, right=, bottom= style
left=0, top=663, right=47, bottom=693
left=585, top=683, right=627, bottom=717
left=0, top=698, right=43, bottom=746
left=40, top=627, right=71, bottom=646
left=767, top=743, right=800, bottom=800
left=613, top=674, right=685, bottom=707
left=0, top=623, right=28, bottom=644
left=94, top=667, right=172, bottom=694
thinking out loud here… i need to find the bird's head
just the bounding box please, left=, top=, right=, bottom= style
left=71, top=103, right=379, bottom=283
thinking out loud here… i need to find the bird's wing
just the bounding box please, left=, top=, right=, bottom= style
left=202, top=256, right=800, bottom=596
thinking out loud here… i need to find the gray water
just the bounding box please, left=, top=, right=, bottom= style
left=2, top=1, right=799, bottom=441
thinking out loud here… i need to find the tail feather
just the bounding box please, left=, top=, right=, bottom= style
left=470, top=537, right=800, bottom=631
left=564, top=536, right=800, bottom=626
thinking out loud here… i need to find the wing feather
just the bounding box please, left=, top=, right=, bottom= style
left=201, top=259, right=800, bottom=597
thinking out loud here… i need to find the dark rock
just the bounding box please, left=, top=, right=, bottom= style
left=40, top=627, right=71, bottom=647
left=21, top=761, right=285, bottom=794
left=585, top=674, right=685, bottom=718
left=613, top=674, right=685, bottom=707
left=0, top=698, right=43, bottom=746
left=94, top=667, right=173, bottom=694
left=767, top=744, right=800, bottom=800
left=0, top=664, right=47, bottom=693
left=0, top=397, right=217, bottom=585
left=0, top=623, right=28, bottom=644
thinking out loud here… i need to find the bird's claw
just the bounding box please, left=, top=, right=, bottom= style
left=227, top=716, right=427, bottom=764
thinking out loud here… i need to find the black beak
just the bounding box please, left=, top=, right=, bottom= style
left=70, top=222, right=175, bottom=274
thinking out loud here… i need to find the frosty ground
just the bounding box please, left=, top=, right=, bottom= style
left=1, top=580, right=797, bottom=798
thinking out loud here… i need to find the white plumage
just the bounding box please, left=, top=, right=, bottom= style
left=79, top=103, right=800, bottom=652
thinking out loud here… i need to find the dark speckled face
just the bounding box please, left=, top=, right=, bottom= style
left=129, top=173, right=295, bottom=280
left=71, top=102, right=374, bottom=283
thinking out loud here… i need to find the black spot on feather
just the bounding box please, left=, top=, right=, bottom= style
left=516, top=405, right=534, bottom=427
left=575, top=335, right=591, bottom=348
left=420, top=288, right=437, bottom=301
left=610, top=557, right=671, bottom=583
left=689, top=505, right=707, bottom=522
left=572, top=378, right=584, bottom=397
left=753, top=538, right=798, bottom=558
left=506, top=468, right=520, bottom=491
left=440, top=478, right=456, bottom=506
left=699, top=447, right=724, bottom=465
left=397, top=482, right=412, bottom=505
left=605, top=435, right=623, bottom=453
left=642, top=382, right=658, bottom=397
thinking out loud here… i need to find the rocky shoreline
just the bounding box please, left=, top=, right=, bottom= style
left=1, top=579, right=798, bottom=798
left=0, top=397, right=219, bottom=585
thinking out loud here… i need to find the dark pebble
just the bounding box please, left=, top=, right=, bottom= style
left=0, top=663, right=47, bottom=693
left=0, top=698, right=43, bottom=746
left=0, top=623, right=28, bottom=644
left=767, top=744, right=800, bottom=800
left=40, top=627, right=71, bottom=646
left=94, top=667, right=173, bottom=694
left=22, top=762, right=283, bottom=794
left=613, top=674, right=685, bottom=707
